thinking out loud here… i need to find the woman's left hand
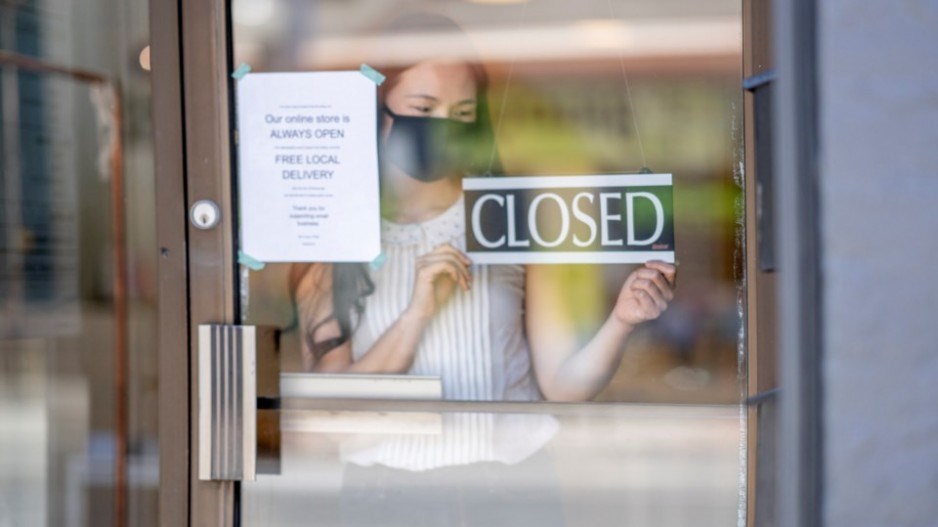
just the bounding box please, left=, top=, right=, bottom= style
left=612, top=261, right=677, bottom=328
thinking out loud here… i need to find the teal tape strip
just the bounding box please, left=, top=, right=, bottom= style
left=231, top=63, right=252, bottom=80
left=238, top=251, right=265, bottom=271
left=369, top=252, right=387, bottom=271
left=359, top=64, right=386, bottom=86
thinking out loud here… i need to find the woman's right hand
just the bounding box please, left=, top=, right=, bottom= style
left=406, top=243, right=472, bottom=319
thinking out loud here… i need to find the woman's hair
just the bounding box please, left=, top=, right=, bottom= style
left=290, top=261, right=374, bottom=363
left=292, top=12, right=500, bottom=364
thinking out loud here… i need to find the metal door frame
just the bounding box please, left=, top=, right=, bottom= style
left=152, top=0, right=237, bottom=524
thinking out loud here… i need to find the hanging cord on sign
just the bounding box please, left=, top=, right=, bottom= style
left=485, top=0, right=529, bottom=176
left=485, top=1, right=650, bottom=175
left=606, top=0, right=650, bottom=173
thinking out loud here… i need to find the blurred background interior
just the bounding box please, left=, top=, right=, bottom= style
left=236, top=0, right=744, bottom=405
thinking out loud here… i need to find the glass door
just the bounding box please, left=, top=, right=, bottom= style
left=182, top=0, right=748, bottom=525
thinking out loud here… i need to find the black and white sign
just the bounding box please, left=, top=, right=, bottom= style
left=463, top=174, right=674, bottom=264
left=236, top=71, right=381, bottom=262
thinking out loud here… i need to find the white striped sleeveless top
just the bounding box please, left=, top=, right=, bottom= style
left=342, top=195, right=558, bottom=471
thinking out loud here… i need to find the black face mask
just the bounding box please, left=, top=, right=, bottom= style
left=381, top=106, right=482, bottom=183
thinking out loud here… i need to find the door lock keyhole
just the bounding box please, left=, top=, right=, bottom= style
left=190, top=200, right=221, bottom=230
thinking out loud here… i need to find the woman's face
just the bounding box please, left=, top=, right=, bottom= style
left=384, top=60, right=478, bottom=124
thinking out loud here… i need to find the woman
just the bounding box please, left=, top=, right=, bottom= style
left=292, top=58, right=676, bottom=402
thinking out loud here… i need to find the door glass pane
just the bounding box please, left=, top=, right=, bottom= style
left=232, top=0, right=744, bottom=525
left=0, top=0, right=157, bottom=525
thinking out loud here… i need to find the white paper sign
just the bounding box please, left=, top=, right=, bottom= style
left=236, top=71, right=381, bottom=262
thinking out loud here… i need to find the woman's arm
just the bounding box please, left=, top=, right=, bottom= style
left=313, top=309, right=433, bottom=374
left=307, top=244, right=472, bottom=374
left=525, top=261, right=676, bottom=402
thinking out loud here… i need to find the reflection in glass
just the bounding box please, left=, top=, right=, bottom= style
left=246, top=404, right=741, bottom=527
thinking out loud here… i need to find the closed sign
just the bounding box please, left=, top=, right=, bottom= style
left=463, top=174, right=674, bottom=264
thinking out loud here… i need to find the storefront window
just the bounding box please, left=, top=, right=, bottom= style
left=232, top=1, right=743, bottom=525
